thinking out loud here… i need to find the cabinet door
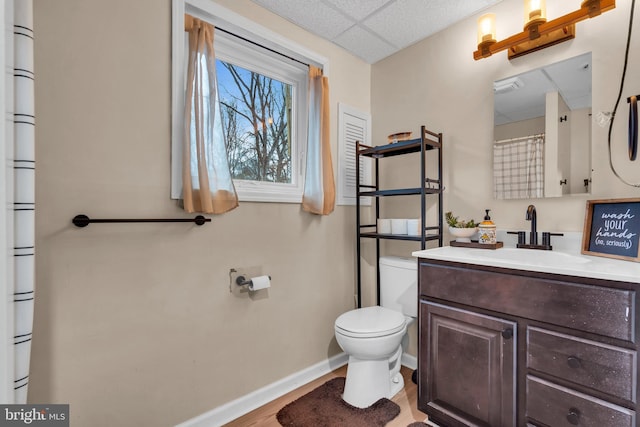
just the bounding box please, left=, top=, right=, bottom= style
left=419, top=301, right=517, bottom=427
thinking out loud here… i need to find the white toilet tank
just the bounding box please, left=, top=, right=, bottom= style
left=379, top=256, right=418, bottom=318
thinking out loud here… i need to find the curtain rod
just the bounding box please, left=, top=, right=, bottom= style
left=494, top=133, right=545, bottom=145
left=184, top=13, right=312, bottom=69
left=214, top=26, right=310, bottom=68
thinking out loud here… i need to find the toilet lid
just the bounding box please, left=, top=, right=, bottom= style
left=335, top=306, right=406, bottom=338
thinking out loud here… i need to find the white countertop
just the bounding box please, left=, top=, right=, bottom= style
left=412, top=236, right=640, bottom=284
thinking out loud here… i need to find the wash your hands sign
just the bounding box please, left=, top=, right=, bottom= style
left=582, top=198, right=640, bottom=262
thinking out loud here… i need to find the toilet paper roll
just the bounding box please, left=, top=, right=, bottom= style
left=377, top=218, right=392, bottom=234
left=391, top=219, right=408, bottom=235
left=249, top=275, right=271, bottom=291
left=407, top=219, right=421, bottom=236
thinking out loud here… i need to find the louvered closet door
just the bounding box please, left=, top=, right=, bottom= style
left=337, top=103, right=370, bottom=206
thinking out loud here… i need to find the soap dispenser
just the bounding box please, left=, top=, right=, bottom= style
left=479, top=209, right=497, bottom=245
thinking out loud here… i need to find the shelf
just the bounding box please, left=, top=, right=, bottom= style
left=358, top=187, right=441, bottom=197
left=359, top=232, right=442, bottom=242
left=358, top=136, right=441, bottom=158
left=355, top=125, right=443, bottom=309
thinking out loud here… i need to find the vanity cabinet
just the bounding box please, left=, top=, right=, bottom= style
left=417, top=259, right=639, bottom=427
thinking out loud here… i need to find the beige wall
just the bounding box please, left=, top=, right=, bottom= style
left=494, top=116, right=545, bottom=140
left=31, top=1, right=369, bottom=426
left=372, top=0, right=640, bottom=235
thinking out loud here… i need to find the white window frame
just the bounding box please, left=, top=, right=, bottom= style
left=171, top=0, right=329, bottom=203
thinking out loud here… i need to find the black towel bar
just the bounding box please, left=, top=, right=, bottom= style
left=72, top=214, right=210, bottom=228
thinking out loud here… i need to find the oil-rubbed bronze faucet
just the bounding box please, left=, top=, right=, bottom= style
left=526, top=204, right=538, bottom=245
left=507, top=204, right=563, bottom=250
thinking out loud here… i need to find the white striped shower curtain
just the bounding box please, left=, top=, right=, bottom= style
left=4, top=0, right=35, bottom=404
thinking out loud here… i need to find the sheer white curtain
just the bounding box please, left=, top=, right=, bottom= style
left=493, top=134, right=544, bottom=199
left=302, top=65, right=335, bottom=215
left=182, top=15, right=238, bottom=214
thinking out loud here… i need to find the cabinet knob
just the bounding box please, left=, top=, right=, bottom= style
left=566, top=407, right=581, bottom=425
left=567, top=356, right=582, bottom=369
left=501, top=328, right=513, bottom=340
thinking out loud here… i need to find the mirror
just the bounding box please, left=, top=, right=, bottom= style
left=493, top=52, right=592, bottom=199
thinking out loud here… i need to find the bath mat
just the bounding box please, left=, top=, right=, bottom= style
left=276, top=377, right=400, bottom=427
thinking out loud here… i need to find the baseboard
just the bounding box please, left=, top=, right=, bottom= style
left=402, top=352, right=417, bottom=370
left=175, top=352, right=349, bottom=427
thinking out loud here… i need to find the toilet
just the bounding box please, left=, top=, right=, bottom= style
left=334, top=256, right=417, bottom=408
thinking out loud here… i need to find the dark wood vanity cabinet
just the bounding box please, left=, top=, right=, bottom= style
left=417, top=259, right=639, bottom=427
left=421, top=301, right=517, bottom=426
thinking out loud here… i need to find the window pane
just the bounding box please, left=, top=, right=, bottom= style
left=216, top=59, right=293, bottom=184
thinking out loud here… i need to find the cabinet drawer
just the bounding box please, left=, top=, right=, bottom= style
left=527, top=327, right=637, bottom=402
left=420, top=263, right=635, bottom=341
left=526, top=375, right=635, bottom=427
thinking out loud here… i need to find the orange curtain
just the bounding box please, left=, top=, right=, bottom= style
left=302, top=65, right=335, bottom=215
left=182, top=15, right=238, bottom=214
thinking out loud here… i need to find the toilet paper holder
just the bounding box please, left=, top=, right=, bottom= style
left=229, top=268, right=271, bottom=294
left=235, top=275, right=271, bottom=287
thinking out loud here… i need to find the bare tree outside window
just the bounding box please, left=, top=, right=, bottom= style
left=216, top=60, right=293, bottom=184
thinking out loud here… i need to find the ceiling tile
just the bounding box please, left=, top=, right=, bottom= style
left=323, top=0, right=393, bottom=21
left=364, top=0, right=499, bottom=50
left=363, top=0, right=438, bottom=48
left=332, top=25, right=397, bottom=64
left=252, top=0, right=355, bottom=40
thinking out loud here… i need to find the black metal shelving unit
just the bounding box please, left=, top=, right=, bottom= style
left=355, top=125, right=443, bottom=308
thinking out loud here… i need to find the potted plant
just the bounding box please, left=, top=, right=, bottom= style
left=446, top=211, right=479, bottom=243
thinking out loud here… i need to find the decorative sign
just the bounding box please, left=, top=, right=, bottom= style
left=582, top=198, right=640, bottom=262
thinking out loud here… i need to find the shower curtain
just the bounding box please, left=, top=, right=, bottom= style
left=9, top=0, right=35, bottom=404
left=493, top=134, right=544, bottom=199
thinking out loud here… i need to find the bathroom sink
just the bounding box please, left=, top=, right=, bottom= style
left=474, top=247, right=590, bottom=266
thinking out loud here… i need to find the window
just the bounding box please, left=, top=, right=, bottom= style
left=171, top=0, right=328, bottom=203
left=217, top=60, right=293, bottom=184
left=213, top=34, right=307, bottom=202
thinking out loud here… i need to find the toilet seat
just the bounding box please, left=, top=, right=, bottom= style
left=335, top=306, right=406, bottom=338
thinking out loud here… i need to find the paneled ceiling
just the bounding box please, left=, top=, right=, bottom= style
left=251, top=0, right=504, bottom=64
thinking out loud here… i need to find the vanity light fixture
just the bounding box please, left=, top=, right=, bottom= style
left=475, top=0, right=615, bottom=60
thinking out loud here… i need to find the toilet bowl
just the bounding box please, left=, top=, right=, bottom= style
left=335, top=306, right=409, bottom=408
left=334, top=256, right=417, bottom=408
